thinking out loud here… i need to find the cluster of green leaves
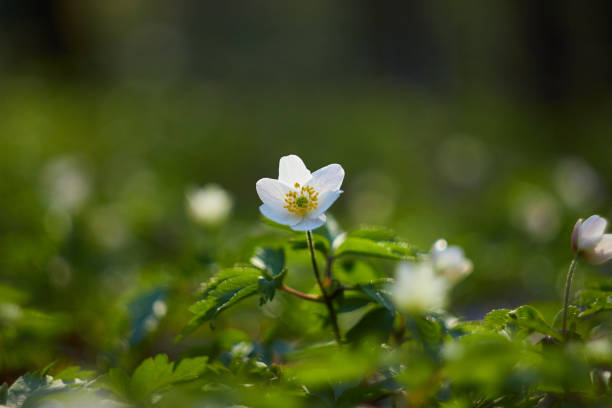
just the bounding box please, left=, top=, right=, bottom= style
left=182, top=222, right=418, bottom=341
left=5, top=220, right=612, bottom=407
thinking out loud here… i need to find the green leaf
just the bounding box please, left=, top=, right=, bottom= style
left=130, top=354, right=208, bottom=403
left=180, top=267, right=262, bottom=338
left=286, top=344, right=376, bottom=385
left=552, top=305, right=580, bottom=330
left=250, top=247, right=285, bottom=279
left=347, top=226, right=398, bottom=241
left=345, top=307, right=394, bottom=343
left=101, top=368, right=130, bottom=399
left=359, top=279, right=395, bottom=314
left=483, top=309, right=511, bottom=329
left=258, top=277, right=276, bottom=305
left=127, top=287, right=167, bottom=346
left=334, top=228, right=418, bottom=260
left=334, top=259, right=382, bottom=286
left=251, top=247, right=288, bottom=305
left=509, top=305, right=561, bottom=340
left=575, top=289, right=612, bottom=317
left=289, top=234, right=330, bottom=255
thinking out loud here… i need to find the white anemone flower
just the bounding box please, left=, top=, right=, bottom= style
left=256, top=155, right=344, bottom=231
left=430, top=239, right=473, bottom=283
left=187, top=184, right=233, bottom=226
left=391, top=261, right=449, bottom=313
left=571, top=215, right=612, bottom=265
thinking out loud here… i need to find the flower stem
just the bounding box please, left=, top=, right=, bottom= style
left=562, top=254, right=579, bottom=341
left=306, top=230, right=342, bottom=343
left=281, top=285, right=325, bottom=302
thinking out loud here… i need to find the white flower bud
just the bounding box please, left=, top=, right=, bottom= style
left=430, top=239, right=473, bottom=283
left=571, top=215, right=612, bottom=265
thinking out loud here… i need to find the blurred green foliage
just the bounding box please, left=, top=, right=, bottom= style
left=0, top=76, right=612, bottom=406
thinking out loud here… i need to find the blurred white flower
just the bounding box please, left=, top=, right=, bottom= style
left=42, top=156, right=91, bottom=213
left=571, top=215, right=612, bottom=265
left=187, top=184, right=233, bottom=226
left=256, top=155, right=344, bottom=231
left=554, top=157, right=603, bottom=210
left=391, top=261, right=449, bottom=313
left=511, top=187, right=561, bottom=242
left=430, top=239, right=473, bottom=283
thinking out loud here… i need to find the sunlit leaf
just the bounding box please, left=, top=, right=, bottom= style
left=483, top=309, right=511, bottom=329
left=509, top=305, right=561, bottom=340
left=334, top=228, right=418, bottom=260
left=250, top=247, right=285, bottom=279
left=180, top=267, right=262, bottom=338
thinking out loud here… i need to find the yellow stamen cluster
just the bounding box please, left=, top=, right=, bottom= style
left=284, top=182, right=319, bottom=215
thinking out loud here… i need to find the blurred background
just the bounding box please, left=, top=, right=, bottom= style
left=1, top=0, right=612, bottom=383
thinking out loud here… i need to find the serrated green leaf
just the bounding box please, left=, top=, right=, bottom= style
left=130, top=354, right=208, bottom=402
left=250, top=247, right=285, bottom=279
left=181, top=267, right=262, bottom=338
left=509, top=305, right=560, bottom=340
left=575, top=289, right=612, bottom=317
left=334, top=237, right=417, bottom=260
left=483, top=309, right=511, bottom=328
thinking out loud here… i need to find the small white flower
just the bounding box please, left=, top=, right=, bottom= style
left=430, top=239, right=473, bottom=283
left=187, top=184, right=233, bottom=226
left=571, top=215, right=612, bottom=265
left=391, top=261, right=449, bottom=313
left=256, top=155, right=344, bottom=231
left=42, top=156, right=90, bottom=213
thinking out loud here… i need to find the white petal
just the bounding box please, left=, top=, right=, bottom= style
left=256, top=178, right=302, bottom=226
left=578, top=215, right=607, bottom=251
left=309, top=190, right=342, bottom=218
left=571, top=218, right=582, bottom=252
left=434, top=246, right=466, bottom=270
left=256, top=178, right=290, bottom=206
left=259, top=204, right=301, bottom=226
left=278, top=155, right=311, bottom=185
left=430, top=239, right=448, bottom=260
left=290, top=214, right=326, bottom=231
left=583, top=234, right=612, bottom=265
left=310, top=164, right=344, bottom=192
